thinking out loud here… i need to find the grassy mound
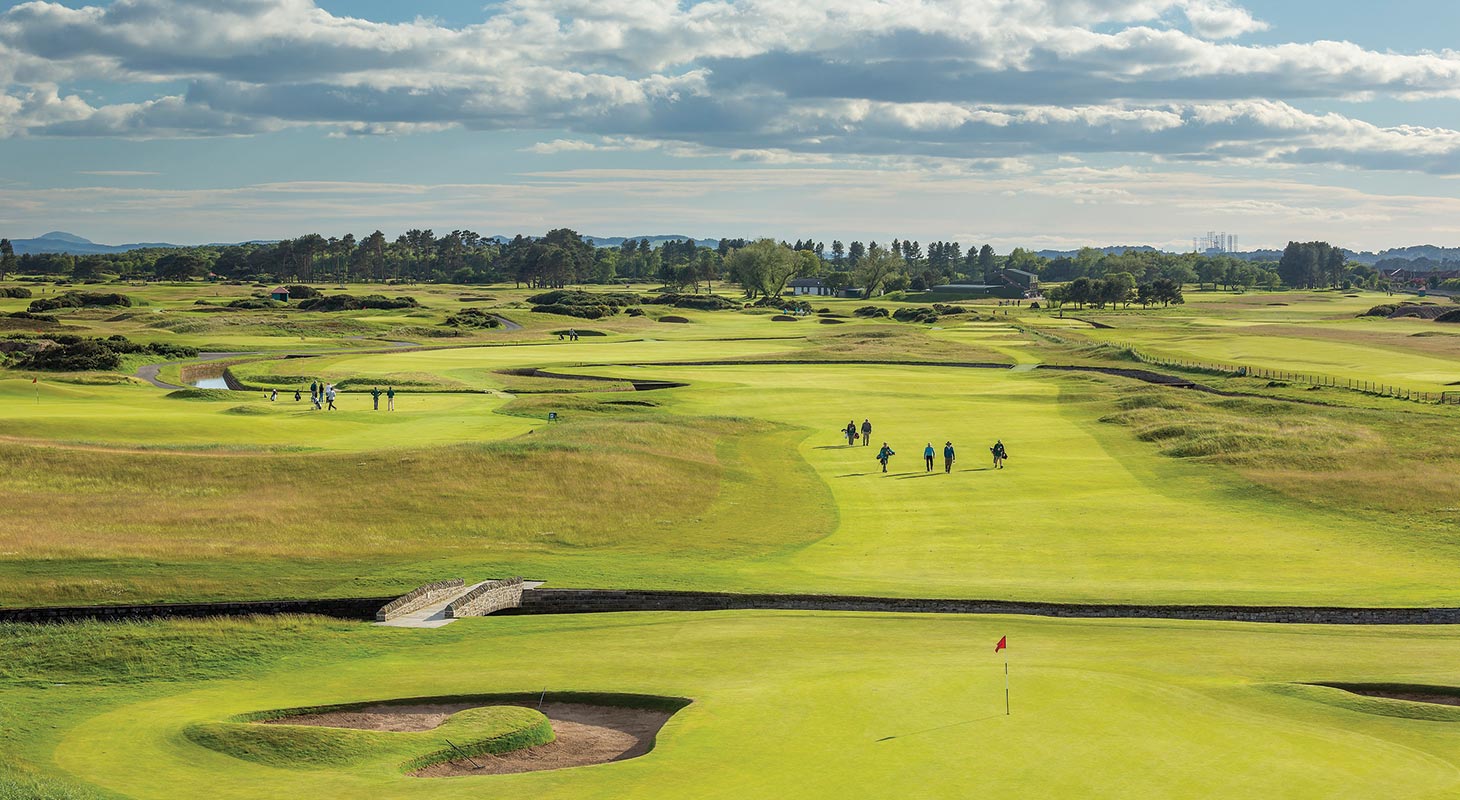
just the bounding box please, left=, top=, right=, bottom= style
left=186, top=704, right=553, bottom=772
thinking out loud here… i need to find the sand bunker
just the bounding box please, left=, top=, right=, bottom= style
left=263, top=701, right=675, bottom=776
left=1318, top=684, right=1460, bottom=707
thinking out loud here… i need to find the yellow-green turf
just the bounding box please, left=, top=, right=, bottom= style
left=1044, top=291, right=1460, bottom=392
left=11, top=612, right=1460, bottom=799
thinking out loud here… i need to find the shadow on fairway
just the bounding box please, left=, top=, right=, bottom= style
left=896, top=473, right=944, bottom=480
left=876, top=714, right=1006, bottom=742
left=814, top=445, right=859, bottom=450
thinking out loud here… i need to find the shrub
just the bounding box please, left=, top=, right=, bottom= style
left=931, top=304, right=969, bottom=315
left=646, top=293, right=738, bottom=311
left=20, top=340, right=122, bottom=371
left=854, top=306, right=889, bottom=318
left=527, top=290, right=639, bottom=308
left=444, top=308, right=502, bottom=329
left=892, top=306, right=940, bottom=324
left=6, top=311, right=58, bottom=322
left=1436, top=309, right=1460, bottom=324
left=297, top=294, right=419, bottom=312
left=27, top=291, right=133, bottom=313
left=1, top=287, right=33, bottom=299
left=625, top=307, right=646, bottom=317
left=531, top=303, right=611, bottom=319
left=7, top=334, right=198, bottom=371
left=284, top=284, right=322, bottom=299
left=227, top=298, right=283, bottom=310
left=751, top=296, right=811, bottom=313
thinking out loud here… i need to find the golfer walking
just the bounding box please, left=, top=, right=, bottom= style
left=844, top=420, right=858, bottom=446
left=861, top=419, right=873, bottom=446
left=876, top=442, right=895, bottom=473
left=923, top=442, right=935, bottom=472
left=325, top=384, right=337, bottom=411
left=943, top=441, right=955, bottom=473
left=991, top=439, right=1007, bottom=469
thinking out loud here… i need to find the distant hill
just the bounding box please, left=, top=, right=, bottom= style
left=1035, top=245, right=1160, bottom=260
left=583, top=234, right=721, bottom=248
left=9, top=232, right=182, bottom=256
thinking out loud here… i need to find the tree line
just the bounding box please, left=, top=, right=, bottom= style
left=0, top=231, right=1388, bottom=296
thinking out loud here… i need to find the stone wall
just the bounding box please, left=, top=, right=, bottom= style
left=510, top=589, right=1460, bottom=625
left=0, top=596, right=394, bottom=625
left=8, top=588, right=1460, bottom=626
left=444, top=577, right=525, bottom=618
left=376, top=578, right=465, bottom=621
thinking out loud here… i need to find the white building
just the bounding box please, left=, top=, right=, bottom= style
left=788, top=278, right=836, bottom=296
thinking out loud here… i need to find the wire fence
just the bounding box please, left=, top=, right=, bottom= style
left=1108, top=341, right=1460, bottom=406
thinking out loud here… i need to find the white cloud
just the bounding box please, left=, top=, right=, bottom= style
left=0, top=0, right=1457, bottom=177
left=1181, top=0, right=1268, bottom=39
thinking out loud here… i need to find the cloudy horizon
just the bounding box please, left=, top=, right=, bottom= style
left=1, top=0, right=1458, bottom=251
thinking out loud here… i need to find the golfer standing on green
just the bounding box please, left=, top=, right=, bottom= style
left=876, top=442, right=895, bottom=473
left=370, top=386, right=381, bottom=411
left=386, top=386, right=396, bottom=411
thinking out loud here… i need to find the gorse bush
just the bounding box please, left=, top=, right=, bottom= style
left=297, top=294, right=419, bottom=312
left=6, top=311, right=58, bottom=323
left=854, top=306, right=889, bottom=318
left=646, top=293, right=738, bottom=311
left=27, top=292, right=133, bottom=313
left=528, top=290, right=639, bottom=318
left=283, top=285, right=322, bottom=299
left=1, top=287, right=33, bottom=299
left=526, top=290, right=639, bottom=308
left=443, top=307, right=501, bottom=328
left=5, top=334, right=199, bottom=371
left=227, top=298, right=283, bottom=310
left=892, top=306, right=940, bottom=324
left=532, top=303, right=611, bottom=319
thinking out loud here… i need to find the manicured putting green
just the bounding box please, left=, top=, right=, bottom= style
left=45, top=611, right=1460, bottom=799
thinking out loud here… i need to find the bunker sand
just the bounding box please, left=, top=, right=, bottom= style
left=264, top=701, right=674, bottom=775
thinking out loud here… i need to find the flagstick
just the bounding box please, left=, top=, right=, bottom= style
left=1004, top=660, right=1010, bottom=716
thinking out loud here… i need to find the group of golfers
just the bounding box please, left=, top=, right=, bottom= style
left=843, top=418, right=1008, bottom=474
left=266, top=382, right=398, bottom=411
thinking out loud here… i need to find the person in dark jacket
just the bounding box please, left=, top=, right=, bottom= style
left=943, top=441, right=955, bottom=473
left=861, top=419, right=873, bottom=446
left=844, top=421, right=858, bottom=446
left=991, top=440, right=1007, bottom=469
left=876, top=443, right=895, bottom=473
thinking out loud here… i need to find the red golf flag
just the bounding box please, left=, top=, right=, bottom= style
left=995, top=636, right=1007, bottom=653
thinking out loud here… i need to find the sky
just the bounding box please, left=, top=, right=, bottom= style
left=1, top=0, right=1459, bottom=252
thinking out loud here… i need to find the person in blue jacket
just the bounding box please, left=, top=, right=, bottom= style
left=923, top=442, right=935, bottom=472
left=876, top=442, right=895, bottom=473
